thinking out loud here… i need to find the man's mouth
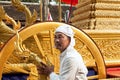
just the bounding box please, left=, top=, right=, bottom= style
left=56, top=43, right=62, bottom=48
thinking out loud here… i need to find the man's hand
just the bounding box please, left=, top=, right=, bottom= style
left=37, top=62, right=54, bottom=76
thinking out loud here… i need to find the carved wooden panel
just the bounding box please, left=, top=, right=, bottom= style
left=86, top=30, right=120, bottom=67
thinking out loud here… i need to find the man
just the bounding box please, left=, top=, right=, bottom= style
left=38, top=25, right=88, bottom=80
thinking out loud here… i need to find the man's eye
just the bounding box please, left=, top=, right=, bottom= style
left=54, top=36, right=63, bottom=39
left=59, top=36, right=64, bottom=39
left=58, top=36, right=61, bottom=38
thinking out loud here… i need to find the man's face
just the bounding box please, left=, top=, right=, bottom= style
left=54, top=32, right=70, bottom=52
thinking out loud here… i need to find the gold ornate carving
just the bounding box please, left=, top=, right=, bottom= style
left=75, top=38, right=95, bottom=67
left=11, top=0, right=37, bottom=27
left=13, top=31, right=42, bottom=64
left=0, top=6, right=14, bottom=33
left=0, top=5, right=21, bottom=44
left=95, top=39, right=120, bottom=60
left=22, top=33, right=60, bottom=72
left=85, top=30, right=120, bottom=67
left=3, top=63, right=38, bottom=80
left=72, top=0, right=120, bottom=29
left=0, top=6, right=20, bottom=30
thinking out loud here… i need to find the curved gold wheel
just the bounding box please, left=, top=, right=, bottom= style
left=0, top=22, right=106, bottom=79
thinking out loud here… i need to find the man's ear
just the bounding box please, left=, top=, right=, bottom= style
left=68, top=36, right=71, bottom=42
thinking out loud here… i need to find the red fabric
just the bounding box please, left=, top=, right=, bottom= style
left=107, top=67, right=120, bottom=77
left=61, top=0, right=78, bottom=5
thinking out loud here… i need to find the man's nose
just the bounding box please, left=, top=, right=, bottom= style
left=55, top=38, right=60, bottom=42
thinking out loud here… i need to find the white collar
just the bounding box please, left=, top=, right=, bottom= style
left=60, top=45, right=74, bottom=58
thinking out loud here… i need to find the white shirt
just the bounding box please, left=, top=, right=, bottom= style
left=49, top=46, right=88, bottom=80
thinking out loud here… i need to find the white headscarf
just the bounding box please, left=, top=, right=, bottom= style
left=55, top=25, right=75, bottom=47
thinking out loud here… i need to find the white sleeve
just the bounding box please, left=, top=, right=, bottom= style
left=49, top=72, right=59, bottom=80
